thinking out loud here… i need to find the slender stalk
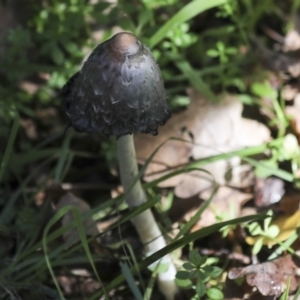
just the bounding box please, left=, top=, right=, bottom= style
left=117, top=135, right=145, bottom=208
left=117, top=135, right=177, bottom=300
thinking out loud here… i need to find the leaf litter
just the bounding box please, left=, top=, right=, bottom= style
left=135, top=88, right=270, bottom=199
left=228, top=255, right=300, bottom=297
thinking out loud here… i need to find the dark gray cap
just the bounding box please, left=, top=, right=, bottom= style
left=61, top=32, right=171, bottom=138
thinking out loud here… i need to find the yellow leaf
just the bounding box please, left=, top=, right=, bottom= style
left=246, top=210, right=300, bottom=248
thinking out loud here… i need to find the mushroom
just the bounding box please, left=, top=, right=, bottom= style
left=61, top=32, right=177, bottom=299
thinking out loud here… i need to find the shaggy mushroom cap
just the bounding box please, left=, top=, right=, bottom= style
left=61, top=32, right=171, bottom=138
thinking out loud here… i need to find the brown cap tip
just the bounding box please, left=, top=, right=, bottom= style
left=110, top=32, right=140, bottom=55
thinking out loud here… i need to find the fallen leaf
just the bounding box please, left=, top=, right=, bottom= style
left=283, top=16, right=300, bottom=52
left=19, top=81, right=40, bottom=94
left=254, top=177, right=285, bottom=207
left=228, top=255, right=300, bottom=297
left=135, top=89, right=270, bottom=198
left=279, top=194, right=300, bottom=214
left=19, top=118, right=37, bottom=140
left=282, top=84, right=298, bottom=101
left=57, top=274, right=100, bottom=295
left=286, top=94, right=300, bottom=140
left=134, top=115, right=193, bottom=188
left=56, top=192, right=99, bottom=245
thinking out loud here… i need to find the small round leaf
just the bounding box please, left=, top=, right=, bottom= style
left=206, top=287, right=224, bottom=300
left=176, top=271, right=191, bottom=280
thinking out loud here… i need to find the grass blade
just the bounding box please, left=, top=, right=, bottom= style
left=292, top=287, right=300, bottom=300
left=120, top=261, right=143, bottom=300
left=175, top=60, right=218, bottom=101
left=0, top=113, right=19, bottom=183
left=42, top=205, right=109, bottom=300
left=54, top=132, right=72, bottom=184
left=149, top=0, right=227, bottom=48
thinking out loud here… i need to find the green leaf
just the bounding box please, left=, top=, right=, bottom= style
left=210, top=267, right=222, bottom=278
left=175, top=278, right=193, bottom=289
left=264, top=213, right=273, bottom=231
left=176, top=271, right=191, bottom=280
left=183, top=262, right=194, bottom=270
left=51, top=46, right=64, bottom=65
left=61, top=41, right=80, bottom=56
left=267, top=224, right=280, bottom=238
left=282, top=134, right=300, bottom=160
left=253, top=237, right=264, bottom=255
left=149, top=0, right=227, bottom=48
left=251, top=82, right=277, bottom=99
left=253, top=159, right=280, bottom=179
left=196, top=280, right=206, bottom=297
left=206, top=287, right=224, bottom=300
left=248, top=222, right=263, bottom=235
left=202, top=265, right=214, bottom=273
left=189, top=250, right=202, bottom=266
left=239, top=94, right=255, bottom=105
left=197, top=271, right=209, bottom=281
left=190, top=269, right=201, bottom=278
left=207, top=49, right=219, bottom=57
left=225, top=47, right=237, bottom=54
left=206, top=257, right=218, bottom=265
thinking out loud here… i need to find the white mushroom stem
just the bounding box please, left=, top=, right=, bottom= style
left=117, top=134, right=177, bottom=300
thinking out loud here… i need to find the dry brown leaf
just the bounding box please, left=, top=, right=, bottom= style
left=282, top=84, right=298, bottom=101
left=254, top=177, right=285, bottom=207
left=134, top=110, right=193, bottom=188
left=135, top=89, right=270, bottom=198
left=286, top=94, right=300, bottom=139
left=19, top=81, right=40, bottom=94
left=284, top=29, right=300, bottom=52
left=19, top=118, right=37, bottom=140
left=283, top=15, right=300, bottom=52
left=56, top=192, right=99, bottom=245
left=228, top=255, right=300, bottom=297
left=279, top=194, right=300, bottom=214
left=57, top=274, right=100, bottom=295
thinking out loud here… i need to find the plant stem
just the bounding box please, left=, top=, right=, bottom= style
left=117, top=134, right=177, bottom=300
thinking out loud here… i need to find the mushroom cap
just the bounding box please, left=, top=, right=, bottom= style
left=61, top=32, right=171, bottom=138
